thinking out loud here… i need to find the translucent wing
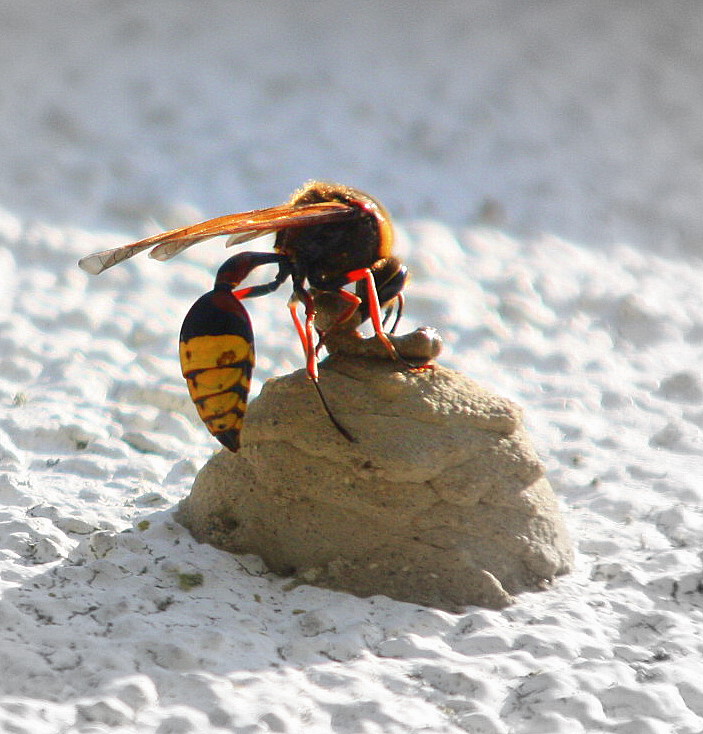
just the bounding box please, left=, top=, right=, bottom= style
left=78, top=201, right=356, bottom=275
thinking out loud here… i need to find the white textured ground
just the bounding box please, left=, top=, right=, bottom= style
left=1, top=3, right=703, bottom=733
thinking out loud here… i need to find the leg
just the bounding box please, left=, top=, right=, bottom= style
left=359, top=261, right=407, bottom=331
left=313, top=288, right=362, bottom=357
left=289, top=287, right=355, bottom=442
left=315, top=261, right=407, bottom=355
left=287, top=288, right=318, bottom=379
left=343, top=267, right=401, bottom=361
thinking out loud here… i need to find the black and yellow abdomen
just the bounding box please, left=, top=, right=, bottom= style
left=179, top=287, right=255, bottom=452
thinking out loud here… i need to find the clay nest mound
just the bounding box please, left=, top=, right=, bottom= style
left=176, top=327, right=572, bottom=612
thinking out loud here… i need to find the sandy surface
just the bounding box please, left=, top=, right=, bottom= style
left=1, top=2, right=703, bottom=732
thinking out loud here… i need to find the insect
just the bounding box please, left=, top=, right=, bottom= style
left=79, top=181, right=409, bottom=451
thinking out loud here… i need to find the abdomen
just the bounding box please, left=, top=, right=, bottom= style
left=179, top=290, right=255, bottom=451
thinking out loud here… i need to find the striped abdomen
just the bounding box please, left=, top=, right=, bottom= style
left=179, top=288, right=254, bottom=452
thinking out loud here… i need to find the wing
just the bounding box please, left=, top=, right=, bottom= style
left=78, top=201, right=357, bottom=275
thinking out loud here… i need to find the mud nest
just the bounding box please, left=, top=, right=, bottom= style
left=176, top=326, right=572, bottom=611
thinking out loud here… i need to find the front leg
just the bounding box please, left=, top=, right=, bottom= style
left=342, top=266, right=402, bottom=362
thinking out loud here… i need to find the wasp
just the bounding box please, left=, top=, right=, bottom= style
left=79, top=181, right=411, bottom=451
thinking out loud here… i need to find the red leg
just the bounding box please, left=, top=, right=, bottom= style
left=344, top=267, right=400, bottom=360
left=288, top=291, right=355, bottom=442
left=333, top=289, right=363, bottom=326
left=312, top=289, right=361, bottom=357
left=287, top=295, right=308, bottom=351
left=288, top=292, right=318, bottom=380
